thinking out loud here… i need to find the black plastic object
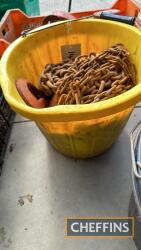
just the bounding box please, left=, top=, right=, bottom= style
left=0, top=89, right=15, bottom=173
left=100, top=12, right=136, bottom=25
left=68, top=0, right=72, bottom=12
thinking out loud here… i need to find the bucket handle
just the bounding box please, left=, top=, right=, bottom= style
left=21, top=12, right=136, bottom=37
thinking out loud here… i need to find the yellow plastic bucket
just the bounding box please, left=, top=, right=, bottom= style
left=1, top=19, right=141, bottom=158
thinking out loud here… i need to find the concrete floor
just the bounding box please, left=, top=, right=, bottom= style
left=1, top=109, right=140, bottom=250
left=1, top=0, right=141, bottom=249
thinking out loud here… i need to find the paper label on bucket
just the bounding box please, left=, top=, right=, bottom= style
left=61, top=44, right=81, bottom=61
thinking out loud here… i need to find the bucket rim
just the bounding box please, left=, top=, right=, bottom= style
left=1, top=19, right=141, bottom=122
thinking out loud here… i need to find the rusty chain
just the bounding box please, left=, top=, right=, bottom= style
left=39, top=44, right=136, bottom=105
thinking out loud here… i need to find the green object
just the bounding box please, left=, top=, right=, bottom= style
left=0, top=0, right=40, bottom=19
left=24, top=0, right=40, bottom=16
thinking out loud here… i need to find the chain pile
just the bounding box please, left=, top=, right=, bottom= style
left=39, top=44, right=136, bottom=105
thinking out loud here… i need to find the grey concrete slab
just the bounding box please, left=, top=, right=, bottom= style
left=0, top=109, right=139, bottom=249
left=39, top=0, right=141, bottom=16
left=71, top=0, right=115, bottom=12
left=14, top=114, right=29, bottom=122
left=39, top=0, right=69, bottom=15
left=39, top=0, right=115, bottom=15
